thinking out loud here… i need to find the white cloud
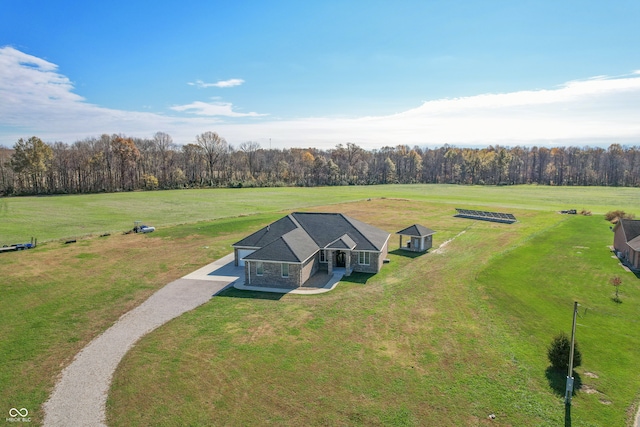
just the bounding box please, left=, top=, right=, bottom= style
left=0, top=46, right=86, bottom=120
left=187, top=78, right=245, bottom=88
left=0, top=47, right=260, bottom=143
left=209, top=74, right=640, bottom=148
left=1, top=46, right=640, bottom=149
left=170, top=101, right=266, bottom=117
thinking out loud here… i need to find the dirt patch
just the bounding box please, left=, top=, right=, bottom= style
left=581, top=384, right=599, bottom=394
left=432, top=230, right=466, bottom=254
left=243, top=323, right=275, bottom=344
left=583, top=371, right=599, bottom=378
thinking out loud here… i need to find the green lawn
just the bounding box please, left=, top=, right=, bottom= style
left=107, top=199, right=638, bottom=426
left=1, top=185, right=638, bottom=243
left=0, top=185, right=638, bottom=426
left=476, top=214, right=640, bottom=425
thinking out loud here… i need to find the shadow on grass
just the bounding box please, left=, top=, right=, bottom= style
left=565, top=403, right=571, bottom=427
left=340, top=272, right=375, bottom=284
left=546, top=367, right=580, bottom=426
left=545, top=367, right=582, bottom=397
left=611, top=297, right=623, bottom=304
left=388, top=249, right=427, bottom=259
left=215, top=286, right=284, bottom=301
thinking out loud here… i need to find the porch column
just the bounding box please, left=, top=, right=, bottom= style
left=345, top=251, right=351, bottom=277
left=327, top=250, right=333, bottom=275
left=399, top=235, right=403, bottom=250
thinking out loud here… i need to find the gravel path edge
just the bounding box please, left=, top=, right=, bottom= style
left=43, top=255, right=240, bottom=427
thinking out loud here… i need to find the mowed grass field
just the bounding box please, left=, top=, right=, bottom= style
left=2, top=184, right=640, bottom=243
left=0, top=185, right=639, bottom=426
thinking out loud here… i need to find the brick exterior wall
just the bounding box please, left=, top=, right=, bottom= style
left=353, top=240, right=388, bottom=274
left=300, top=255, right=320, bottom=285
left=247, top=254, right=320, bottom=288
left=245, top=240, right=390, bottom=288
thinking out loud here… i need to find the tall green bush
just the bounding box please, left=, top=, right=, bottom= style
left=548, top=332, right=582, bottom=371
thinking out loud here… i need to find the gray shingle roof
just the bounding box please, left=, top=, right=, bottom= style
left=326, top=234, right=357, bottom=250
left=617, top=219, right=640, bottom=251
left=244, top=228, right=318, bottom=262
left=233, top=212, right=390, bottom=263
left=232, top=215, right=298, bottom=248
left=396, top=224, right=436, bottom=237
left=619, top=219, right=640, bottom=242
left=289, top=212, right=388, bottom=251
left=629, top=236, right=640, bottom=251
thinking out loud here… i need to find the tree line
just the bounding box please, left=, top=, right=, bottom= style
left=1, top=131, right=639, bottom=196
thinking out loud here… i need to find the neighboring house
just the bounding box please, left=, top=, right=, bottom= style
left=613, top=218, right=640, bottom=270
left=233, top=212, right=390, bottom=289
left=396, top=224, right=436, bottom=252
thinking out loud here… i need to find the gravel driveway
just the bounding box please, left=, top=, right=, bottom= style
left=43, top=254, right=241, bottom=427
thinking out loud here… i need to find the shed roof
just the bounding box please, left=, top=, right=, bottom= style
left=396, top=224, right=436, bottom=237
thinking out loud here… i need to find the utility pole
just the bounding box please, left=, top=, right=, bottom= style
left=565, top=301, right=579, bottom=405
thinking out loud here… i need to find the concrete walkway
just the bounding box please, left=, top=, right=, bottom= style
left=43, top=254, right=242, bottom=427
left=235, top=270, right=344, bottom=294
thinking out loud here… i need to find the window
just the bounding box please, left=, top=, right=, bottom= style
left=319, top=250, right=326, bottom=263
left=281, top=263, right=289, bottom=277
left=256, top=262, right=263, bottom=276
left=358, top=251, right=370, bottom=265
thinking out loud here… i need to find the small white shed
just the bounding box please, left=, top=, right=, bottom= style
left=396, top=224, right=436, bottom=252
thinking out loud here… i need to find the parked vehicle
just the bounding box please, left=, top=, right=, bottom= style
left=0, top=239, right=36, bottom=253
left=136, top=225, right=155, bottom=233
left=133, top=221, right=155, bottom=233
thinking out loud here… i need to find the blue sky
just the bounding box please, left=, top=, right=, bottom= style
left=1, top=0, right=640, bottom=149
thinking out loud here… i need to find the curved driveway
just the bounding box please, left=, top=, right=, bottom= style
left=43, top=254, right=241, bottom=427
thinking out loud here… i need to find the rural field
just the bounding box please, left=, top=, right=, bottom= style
left=1, top=184, right=639, bottom=426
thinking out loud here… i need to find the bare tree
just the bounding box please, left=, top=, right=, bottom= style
left=153, top=132, right=174, bottom=187
left=196, top=131, right=229, bottom=186
left=111, top=136, right=140, bottom=190
left=239, top=141, right=261, bottom=179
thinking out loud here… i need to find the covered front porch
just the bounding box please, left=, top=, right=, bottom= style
left=322, top=233, right=357, bottom=277
left=324, top=249, right=354, bottom=277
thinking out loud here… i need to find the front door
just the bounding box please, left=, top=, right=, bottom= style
left=336, top=251, right=346, bottom=267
